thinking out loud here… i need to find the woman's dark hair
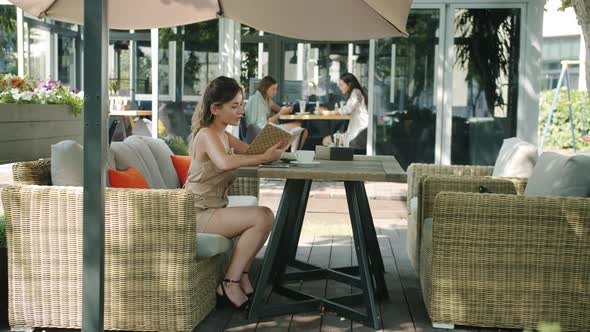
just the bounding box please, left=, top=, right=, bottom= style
left=191, top=76, right=242, bottom=140
left=340, top=72, right=368, bottom=106
left=257, top=76, right=278, bottom=102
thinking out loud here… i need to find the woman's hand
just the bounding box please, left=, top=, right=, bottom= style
left=279, top=105, right=293, bottom=115
left=262, top=141, right=288, bottom=163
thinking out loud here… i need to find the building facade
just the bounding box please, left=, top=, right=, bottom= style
left=0, top=0, right=544, bottom=168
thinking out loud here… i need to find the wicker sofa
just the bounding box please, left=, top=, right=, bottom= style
left=2, top=155, right=259, bottom=331
left=406, top=138, right=537, bottom=275
left=410, top=172, right=590, bottom=330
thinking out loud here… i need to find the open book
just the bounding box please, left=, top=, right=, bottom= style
left=245, top=122, right=304, bottom=155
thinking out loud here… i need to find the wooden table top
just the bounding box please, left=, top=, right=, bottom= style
left=109, top=110, right=153, bottom=116
left=279, top=114, right=351, bottom=121
left=237, top=155, right=406, bottom=183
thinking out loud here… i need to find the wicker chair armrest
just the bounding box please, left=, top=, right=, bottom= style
left=12, top=159, right=52, bottom=185
left=422, top=192, right=590, bottom=328
left=407, top=163, right=493, bottom=211
left=228, top=176, right=260, bottom=198
left=2, top=185, right=198, bottom=254
left=421, top=175, right=521, bottom=220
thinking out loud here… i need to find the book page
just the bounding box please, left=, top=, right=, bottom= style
left=245, top=123, right=302, bottom=155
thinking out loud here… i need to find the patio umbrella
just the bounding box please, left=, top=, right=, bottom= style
left=8, top=0, right=411, bottom=40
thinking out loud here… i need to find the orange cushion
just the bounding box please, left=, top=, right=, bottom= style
left=170, top=155, right=191, bottom=185
left=108, top=167, right=150, bottom=189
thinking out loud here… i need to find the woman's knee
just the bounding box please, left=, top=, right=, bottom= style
left=256, top=206, right=275, bottom=230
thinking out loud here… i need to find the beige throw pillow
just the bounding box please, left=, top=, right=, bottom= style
left=492, top=137, right=538, bottom=178
left=51, top=140, right=116, bottom=186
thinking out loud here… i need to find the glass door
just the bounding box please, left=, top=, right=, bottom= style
left=373, top=8, right=442, bottom=169
left=447, top=6, right=522, bottom=165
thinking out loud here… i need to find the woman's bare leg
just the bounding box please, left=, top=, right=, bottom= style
left=202, top=206, right=275, bottom=306
left=281, top=122, right=308, bottom=151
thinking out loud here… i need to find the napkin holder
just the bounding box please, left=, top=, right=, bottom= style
left=315, top=146, right=353, bottom=161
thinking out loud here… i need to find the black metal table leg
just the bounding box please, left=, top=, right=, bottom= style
left=284, top=180, right=312, bottom=262
left=271, top=179, right=311, bottom=281
left=249, top=179, right=387, bottom=329
left=355, top=182, right=385, bottom=272
left=344, top=181, right=382, bottom=329
left=354, top=182, right=388, bottom=300
left=248, top=179, right=301, bottom=320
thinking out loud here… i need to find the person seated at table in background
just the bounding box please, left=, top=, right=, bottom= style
left=187, top=76, right=288, bottom=310
left=322, top=73, right=368, bottom=150
left=244, top=76, right=308, bottom=151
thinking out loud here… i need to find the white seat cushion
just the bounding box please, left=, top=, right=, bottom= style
left=196, top=233, right=234, bottom=258
left=228, top=195, right=258, bottom=207
left=524, top=152, right=590, bottom=197
left=492, top=137, right=538, bottom=178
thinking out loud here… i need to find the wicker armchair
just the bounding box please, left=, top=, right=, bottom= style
left=406, top=164, right=496, bottom=273
left=2, top=160, right=258, bottom=331
left=420, top=187, right=590, bottom=330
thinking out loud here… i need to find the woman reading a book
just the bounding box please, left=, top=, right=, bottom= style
left=322, top=73, right=368, bottom=151
left=186, top=76, right=287, bottom=310
left=245, top=76, right=308, bottom=151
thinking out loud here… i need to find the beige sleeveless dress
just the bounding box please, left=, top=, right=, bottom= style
left=185, top=132, right=236, bottom=232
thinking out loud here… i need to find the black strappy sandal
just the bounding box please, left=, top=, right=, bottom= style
left=242, top=271, right=254, bottom=298
left=216, top=278, right=250, bottom=310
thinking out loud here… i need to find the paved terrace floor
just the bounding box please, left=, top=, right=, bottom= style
left=0, top=166, right=516, bottom=332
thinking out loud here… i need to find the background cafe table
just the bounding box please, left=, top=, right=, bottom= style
left=279, top=113, right=351, bottom=121
left=237, top=155, right=406, bottom=329
left=109, top=110, right=152, bottom=138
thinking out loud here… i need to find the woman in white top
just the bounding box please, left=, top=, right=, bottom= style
left=244, top=76, right=309, bottom=151
left=322, top=73, right=368, bottom=150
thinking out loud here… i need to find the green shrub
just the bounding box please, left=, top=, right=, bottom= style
left=163, top=135, right=189, bottom=156
left=539, top=89, right=590, bottom=150
left=0, top=213, right=6, bottom=248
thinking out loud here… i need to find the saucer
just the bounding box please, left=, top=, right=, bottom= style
left=295, top=112, right=310, bottom=115
left=291, top=160, right=320, bottom=167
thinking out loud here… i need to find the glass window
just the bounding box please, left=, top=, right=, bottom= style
left=373, top=9, right=440, bottom=168
left=57, top=35, right=76, bottom=86
left=136, top=40, right=152, bottom=94
left=108, top=40, right=131, bottom=94
left=182, top=20, right=220, bottom=99
left=26, top=24, right=51, bottom=79
left=0, top=5, right=17, bottom=75
left=157, top=20, right=220, bottom=148
left=241, top=42, right=268, bottom=98
left=451, top=8, right=521, bottom=165
left=108, top=36, right=171, bottom=98
left=241, top=42, right=261, bottom=97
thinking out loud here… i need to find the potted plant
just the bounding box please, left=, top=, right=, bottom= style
left=0, top=74, right=84, bottom=164
left=0, top=213, right=7, bottom=326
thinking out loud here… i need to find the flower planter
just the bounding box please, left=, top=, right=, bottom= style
left=0, top=247, right=7, bottom=325
left=0, top=104, right=83, bottom=164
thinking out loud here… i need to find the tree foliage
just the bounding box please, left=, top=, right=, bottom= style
left=454, top=9, right=518, bottom=115
left=538, top=88, right=590, bottom=150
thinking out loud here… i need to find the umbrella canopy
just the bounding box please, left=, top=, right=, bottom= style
left=9, top=0, right=411, bottom=40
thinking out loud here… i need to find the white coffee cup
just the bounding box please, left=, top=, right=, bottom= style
left=295, top=150, right=315, bottom=163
